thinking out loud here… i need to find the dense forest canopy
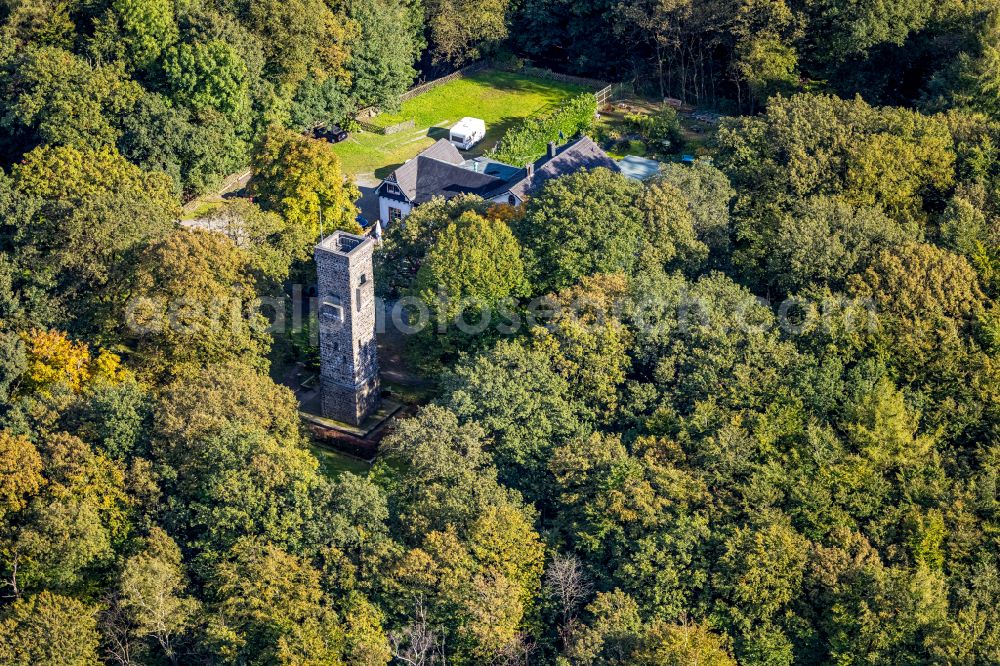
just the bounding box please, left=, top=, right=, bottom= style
left=1, top=0, right=1000, bottom=665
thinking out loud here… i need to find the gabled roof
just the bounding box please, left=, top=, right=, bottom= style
left=408, top=155, right=502, bottom=203
left=504, top=136, right=621, bottom=200
left=386, top=139, right=501, bottom=203
left=382, top=136, right=620, bottom=205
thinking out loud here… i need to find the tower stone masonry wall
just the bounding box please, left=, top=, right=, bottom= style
left=315, top=231, right=381, bottom=425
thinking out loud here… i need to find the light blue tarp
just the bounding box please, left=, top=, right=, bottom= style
left=617, top=155, right=662, bottom=181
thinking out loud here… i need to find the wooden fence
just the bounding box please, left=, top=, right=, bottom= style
left=400, top=61, right=489, bottom=102
left=595, top=85, right=614, bottom=107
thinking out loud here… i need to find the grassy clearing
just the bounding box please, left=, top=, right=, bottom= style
left=179, top=200, right=224, bottom=220
left=333, top=70, right=592, bottom=181
left=308, top=443, right=371, bottom=477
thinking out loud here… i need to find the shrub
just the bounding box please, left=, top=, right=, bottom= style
left=625, top=106, right=682, bottom=152
left=490, top=93, right=597, bottom=165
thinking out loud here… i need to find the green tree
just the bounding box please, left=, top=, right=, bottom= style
left=848, top=243, right=987, bottom=382
left=518, top=168, right=644, bottom=291
left=124, top=230, right=270, bottom=377
left=8, top=144, right=177, bottom=323
left=636, top=179, right=708, bottom=272
left=713, top=520, right=809, bottom=665
left=205, top=539, right=348, bottom=664
left=388, top=506, right=544, bottom=662
left=566, top=589, right=643, bottom=664
left=0, top=0, right=79, bottom=48
left=0, top=591, right=101, bottom=666
left=250, top=127, right=361, bottom=256
left=191, top=199, right=299, bottom=285
left=442, top=339, right=584, bottom=500
left=1, top=432, right=128, bottom=595
left=161, top=39, right=249, bottom=116
left=658, top=160, right=735, bottom=260
left=717, top=94, right=955, bottom=282
left=413, top=210, right=529, bottom=320
left=532, top=274, right=632, bottom=416
left=152, top=363, right=323, bottom=555
left=731, top=0, right=802, bottom=108
left=106, top=0, right=178, bottom=70
left=346, top=0, right=420, bottom=110
left=634, top=621, right=736, bottom=666
left=377, top=405, right=513, bottom=539
left=765, top=195, right=912, bottom=292
left=154, top=361, right=301, bottom=446
left=118, top=527, right=200, bottom=662
left=0, top=46, right=141, bottom=149
left=247, top=0, right=356, bottom=92
left=375, top=194, right=490, bottom=296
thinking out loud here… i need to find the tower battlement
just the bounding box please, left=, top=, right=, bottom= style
left=315, top=231, right=380, bottom=426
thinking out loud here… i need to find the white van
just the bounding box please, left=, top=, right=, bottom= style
left=449, top=117, right=486, bottom=150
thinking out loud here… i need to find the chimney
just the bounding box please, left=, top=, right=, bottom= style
left=547, top=141, right=558, bottom=159
left=525, top=163, right=534, bottom=178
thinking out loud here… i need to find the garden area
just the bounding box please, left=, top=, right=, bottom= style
left=592, top=99, right=719, bottom=161
left=332, top=69, right=594, bottom=183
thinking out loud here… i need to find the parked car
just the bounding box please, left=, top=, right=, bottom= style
left=449, top=117, right=485, bottom=150
left=315, top=124, right=349, bottom=143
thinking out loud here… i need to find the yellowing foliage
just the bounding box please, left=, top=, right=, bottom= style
left=19, top=329, right=130, bottom=396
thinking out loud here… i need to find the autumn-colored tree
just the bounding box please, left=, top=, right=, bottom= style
left=18, top=329, right=128, bottom=396
left=425, top=0, right=510, bottom=64
left=124, top=230, right=270, bottom=376
left=0, top=432, right=44, bottom=520
left=205, top=539, right=349, bottom=664
left=250, top=127, right=361, bottom=257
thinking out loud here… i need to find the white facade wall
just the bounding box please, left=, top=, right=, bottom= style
left=489, top=192, right=522, bottom=207
left=378, top=196, right=413, bottom=225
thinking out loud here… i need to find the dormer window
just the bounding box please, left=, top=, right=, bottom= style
left=386, top=183, right=401, bottom=196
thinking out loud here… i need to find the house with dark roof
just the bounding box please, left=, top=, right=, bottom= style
left=376, top=136, right=619, bottom=224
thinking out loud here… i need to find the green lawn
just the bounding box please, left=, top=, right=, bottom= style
left=333, top=70, right=593, bottom=182
left=308, top=443, right=371, bottom=477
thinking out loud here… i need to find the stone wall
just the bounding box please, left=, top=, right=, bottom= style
left=315, top=232, right=381, bottom=425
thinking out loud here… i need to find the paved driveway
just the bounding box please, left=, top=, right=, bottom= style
left=355, top=183, right=380, bottom=224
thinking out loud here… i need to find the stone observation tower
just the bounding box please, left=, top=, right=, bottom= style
left=315, top=230, right=381, bottom=425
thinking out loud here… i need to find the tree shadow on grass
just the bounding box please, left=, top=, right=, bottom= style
left=469, top=70, right=592, bottom=96
left=374, top=162, right=404, bottom=179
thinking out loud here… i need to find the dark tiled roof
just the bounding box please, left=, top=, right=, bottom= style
left=409, top=155, right=502, bottom=203
left=389, top=139, right=467, bottom=201
left=506, top=136, right=620, bottom=200
left=383, top=136, right=618, bottom=204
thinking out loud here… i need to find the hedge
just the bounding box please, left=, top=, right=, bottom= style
left=489, top=93, right=598, bottom=166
